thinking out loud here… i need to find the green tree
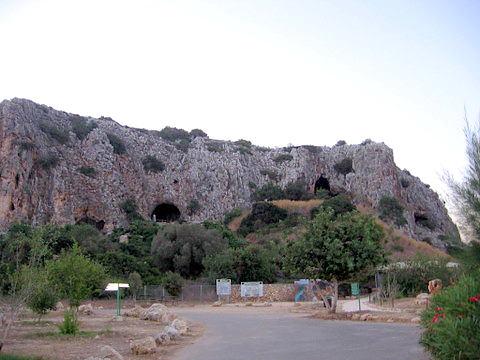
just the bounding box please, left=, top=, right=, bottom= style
left=162, top=271, right=184, bottom=297
left=444, top=120, right=480, bottom=244
left=203, top=245, right=277, bottom=283
left=151, top=223, right=227, bottom=278
left=284, top=208, right=387, bottom=312
left=46, top=245, right=106, bottom=307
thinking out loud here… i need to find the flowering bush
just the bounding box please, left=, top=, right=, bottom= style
left=420, top=273, right=480, bottom=359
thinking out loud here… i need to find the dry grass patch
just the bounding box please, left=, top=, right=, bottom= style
left=271, top=199, right=323, bottom=217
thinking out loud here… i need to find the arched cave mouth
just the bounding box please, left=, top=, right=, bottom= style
left=152, top=203, right=181, bottom=222
left=314, top=176, right=331, bottom=194
left=76, top=217, right=105, bottom=231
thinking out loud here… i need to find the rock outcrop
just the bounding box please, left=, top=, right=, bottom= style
left=0, top=98, right=459, bottom=249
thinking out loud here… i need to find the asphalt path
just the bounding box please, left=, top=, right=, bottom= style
left=174, top=308, right=430, bottom=360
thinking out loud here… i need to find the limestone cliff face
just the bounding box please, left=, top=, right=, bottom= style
left=0, top=98, right=458, bottom=249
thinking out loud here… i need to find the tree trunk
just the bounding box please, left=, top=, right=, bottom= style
left=331, top=278, right=339, bottom=313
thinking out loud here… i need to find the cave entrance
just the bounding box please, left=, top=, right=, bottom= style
left=151, top=203, right=181, bottom=222
left=314, top=176, right=331, bottom=194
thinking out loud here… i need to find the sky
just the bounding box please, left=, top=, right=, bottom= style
left=1, top=0, right=479, bottom=206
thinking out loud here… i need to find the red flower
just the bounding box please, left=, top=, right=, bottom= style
left=476, top=295, right=480, bottom=300
left=435, top=307, right=444, bottom=311
left=469, top=297, right=478, bottom=302
left=432, top=317, right=439, bottom=323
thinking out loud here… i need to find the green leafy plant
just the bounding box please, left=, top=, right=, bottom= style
left=187, top=199, right=201, bottom=215
left=189, top=128, right=208, bottom=137
left=142, top=155, right=165, bottom=173
left=57, top=309, right=80, bottom=335
left=38, top=121, right=69, bottom=144
left=36, top=154, right=59, bottom=170
left=18, top=141, right=36, bottom=151
left=251, top=183, right=285, bottom=202
left=77, top=166, right=95, bottom=178
left=158, top=126, right=190, bottom=142
left=224, top=208, right=243, bottom=225
left=273, top=154, right=293, bottom=163
left=334, top=140, right=347, bottom=146
left=120, top=199, right=143, bottom=222
left=70, top=115, right=97, bottom=140
left=378, top=196, right=407, bottom=226
left=260, top=169, right=279, bottom=181
left=106, top=133, right=126, bottom=155
left=333, top=158, right=353, bottom=177
left=420, top=273, right=480, bottom=359
left=162, top=271, right=184, bottom=297
left=238, top=202, right=288, bottom=236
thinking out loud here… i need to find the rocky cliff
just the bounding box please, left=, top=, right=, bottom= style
left=0, top=98, right=459, bottom=249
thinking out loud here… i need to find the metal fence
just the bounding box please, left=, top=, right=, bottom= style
left=136, top=284, right=217, bottom=302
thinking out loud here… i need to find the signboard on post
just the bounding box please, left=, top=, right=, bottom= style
left=241, top=282, right=263, bottom=298
left=105, top=283, right=129, bottom=316
left=216, top=279, right=231, bottom=296
left=351, top=282, right=361, bottom=311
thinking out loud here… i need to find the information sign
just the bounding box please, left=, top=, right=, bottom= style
left=216, top=279, right=232, bottom=296
left=351, top=282, right=360, bottom=296
left=241, top=282, right=263, bottom=297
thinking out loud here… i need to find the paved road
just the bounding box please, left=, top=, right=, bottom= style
left=174, top=308, right=430, bottom=360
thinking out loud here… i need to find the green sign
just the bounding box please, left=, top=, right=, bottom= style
left=351, top=282, right=360, bottom=296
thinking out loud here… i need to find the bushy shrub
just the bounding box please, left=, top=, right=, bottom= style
left=189, top=128, right=208, bottom=137
left=57, top=309, right=80, bottom=335
left=273, top=154, right=293, bottom=163
left=37, top=154, right=59, bottom=170
left=334, top=140, right=346, bottom=146
left=234, top=139, right=252, bottom=148
left=77, top=166, right=95, bottom=178
left=120, top=199, right=143, bottom=222
left=251, top=183, right=285, bottom=201
left=38, top=121, right=70, bottom=144
left=360, top=138, right=373, bottom=145
left=224, top=208, right=243, bottom=225
left=142, top=155, right=165, bottom=173
left=302, top=145, right=323, bottom=153
left=238, top=202, right=288, bottom=236
left=70, top=115, right=97, bottom=140
left=284, top=180, right=312, bottom=201
left=187, top=199, right=201, bottom=215
left=175, top=138, right=191, bottom=153
left=378, top=196, right=407, bottom=226
left=207, top=142, right=223, bottom=152
left=106, top=133, right=126, bottom=155
left=333, top=158, right=353, bottom=177
left=420, top=273, right=480, bottom=359
left=162, top=271, right=184, bottom=297
left=158, top=126, right=190, bottom=142
left=312, top=194, right=355, bottom=218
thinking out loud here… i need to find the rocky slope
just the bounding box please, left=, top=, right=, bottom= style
left=0, top=98, right=459, bottom=249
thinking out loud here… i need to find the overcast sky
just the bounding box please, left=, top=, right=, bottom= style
left=1, top=0, right=479, bottom=204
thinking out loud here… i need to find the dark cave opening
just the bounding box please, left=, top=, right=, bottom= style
left=152, top=203, right=181, bottom=222
left=314, top=176, right=331, bottom=193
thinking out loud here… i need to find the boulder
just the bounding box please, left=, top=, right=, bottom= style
left=140, top=303, right=177, bottom=324
left=130, top=336, right=157, bottom=355
left=171, top=318, right=188, bottom=334
left=78, top=303, right=94, bottom=315
left=99, top=345, right=124, bottom=360
left=155, top=325, right=180, bottom=345
left=123, top=305, right=144, bottom=318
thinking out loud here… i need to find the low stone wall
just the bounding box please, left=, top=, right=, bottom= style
left=229, top=283, right=296, bottom=303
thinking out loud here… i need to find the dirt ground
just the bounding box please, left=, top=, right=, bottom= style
left=1, top=298, right=426, bottom=359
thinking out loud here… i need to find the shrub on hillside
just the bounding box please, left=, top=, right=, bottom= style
left=333, top=158, right=353, bottom=177
left=37, top=154, right=59, bottom=170
left=77, top=166, right=95, bottom=178
left=378, top=196, right=407, bottom=226
left=106, top=133, right=126, bottom=155
left=189, top=128, right=208, bottom=138
left=70, top=115, right=97, bottom=140
left=284, top=180, right=312, bottom=201
left=251, top=183, right=285, bottom=202
left=238, top=202, right=288, bottom=236
left=273, top=154, right=293, bottom=163
left=158, top=126, right=190, bottom=142
left=142, top=155, right=165, bottom=173
left=224, top=208, right=243, bottom=225
left=38, top=121, right=70, bottom=144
